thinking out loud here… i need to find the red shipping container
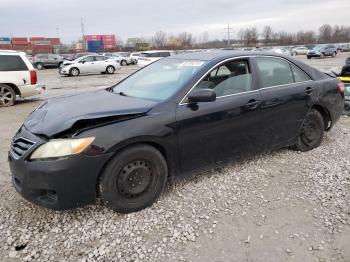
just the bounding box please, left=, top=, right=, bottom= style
left=102, top=35, right=115, bottom=40
left=0, top=44, right=12, bottom=49
left=12, top=37, right=28, bottom=41
left=30, top=37, right=45, bottom=41
left=12, top=45, right=31, bottom=51
left=47, top=38, right=60, bottom=45
left=12, top=40, right=29, bottom=45
left=85, top=35, right=103, bottom=41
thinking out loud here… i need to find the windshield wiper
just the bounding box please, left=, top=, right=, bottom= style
left=118, top=91, right=128, bottom=96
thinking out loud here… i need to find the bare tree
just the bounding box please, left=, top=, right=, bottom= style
left=318, top=24, right=333, bottom=43
left=152, top=31, right=167, bottom=48
left=262, top=25, right=273, bottom=45
left=178, top=32, right=193, bottom=48
left=243, top=27, right=258, bottom=46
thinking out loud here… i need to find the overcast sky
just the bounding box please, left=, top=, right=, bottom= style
left=1, top=0, right=349, bottom=43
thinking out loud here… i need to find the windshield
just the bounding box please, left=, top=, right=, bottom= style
left=314, top=45, right=325, bottom=51
left=113, top=58, right=206, bottom=101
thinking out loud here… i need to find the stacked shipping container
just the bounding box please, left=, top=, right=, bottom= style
left=85, top=34, right=116, bottom=52
left=0, top=37, right=12, bottom=49
left=0, top=36, right=60, bottom=53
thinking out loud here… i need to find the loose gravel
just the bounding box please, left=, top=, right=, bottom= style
left=0, top=116, right=349, bottom=261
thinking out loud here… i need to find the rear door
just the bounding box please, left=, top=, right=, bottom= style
left=176, top=58, right=263, bottom=171
left=95, top=56, right=108, bottom=71
left=254, top=56, right=315, bottom=149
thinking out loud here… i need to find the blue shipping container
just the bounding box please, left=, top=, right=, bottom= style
left=0, top=37, right=11, bottom=41
left=86, top=40, right=104, bottom=52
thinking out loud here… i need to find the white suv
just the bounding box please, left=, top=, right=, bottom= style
left=0, top=50, right=42, bottom=107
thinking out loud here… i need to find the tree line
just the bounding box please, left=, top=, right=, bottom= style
left=146, top=24, right=350, bottom=50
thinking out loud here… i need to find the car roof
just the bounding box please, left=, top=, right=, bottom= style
left=168, top=50, right=291, bottom=61
left=0, top=50, right=23, bottom=55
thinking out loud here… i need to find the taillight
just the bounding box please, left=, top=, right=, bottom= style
left=337, top=82, right=345, bottom=93
left=30, top=70, right=37, bottom=85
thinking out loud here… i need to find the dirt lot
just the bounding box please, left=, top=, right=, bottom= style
left=0, top=53, right=349, bottom=262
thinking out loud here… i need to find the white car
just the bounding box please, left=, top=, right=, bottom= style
left=130, top=52, right=141, bottom=64
left=291, top=46, right=309, bottom=56
left=137, top=51, right=172, bottom=67
left=0, top=50, right=43, bottom=107
left=59, top=55, right=121, bottom=76
left=104, top=52, right=132, bottom=66
left=271, top=48, right=291, bottom=56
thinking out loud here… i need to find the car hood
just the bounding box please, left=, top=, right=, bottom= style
left=24, top=89, right=157, bottom=137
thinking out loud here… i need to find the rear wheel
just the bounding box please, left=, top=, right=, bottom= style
left=320, top=53, right=325, bottom=59
left=0, top=84, right=16, bottom=107
left=99, top=144, right=167, bottom=213
left=332, top=52, right=336, bottom=58
left=292, top=109, right=324, bottom=152
left=106, top=65, right=115, bottom=74
left=344, top=101, right=350, bottom=115
left=69, top=67, right=80, bottom=77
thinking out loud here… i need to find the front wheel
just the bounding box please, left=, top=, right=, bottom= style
left=99, top=144, right=167, bottom=213
left=121, top=60, right=127, bottom=66
left=69, top=67, right=80, bottom=76
left=106, top=65, right=115, bottom=74
left=292, top=109, right=324, bottom=152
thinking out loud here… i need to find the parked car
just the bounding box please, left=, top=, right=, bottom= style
left=270, top=48, right=291, bottom=56
left=291, top=46, right=309, bottom=56
left=73, top=52, right=97, bottom=60
left=0, top=50, right=42, bottom=107
left=307, top=44, right=338, bottom=59
left=59, top=55, right=121, bottom=76
left=130, top=52, right=141, bottom=64
left=103, top=52, right=132, bottom=66
left=32, top=53, right=64, bottom=70
left=9, top=51, right=344, bottom=213
left=137, top=50, right=171, bottom=67
left=337, top=64, right=350, bottom=114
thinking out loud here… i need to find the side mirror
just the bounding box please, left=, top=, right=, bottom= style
left=187, top=88, right=216, bottom=103
left=80, top=60, right=86, bottom=64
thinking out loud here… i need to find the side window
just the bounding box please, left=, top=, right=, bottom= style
left=0, top=55, right=28, bottom=71
left=81, top=56, right=94, bottom=62
left=256, top=57, right=294, bottom=88
left=291, top=64, right=312, bottom=83
left=195, top=60, right=253, bottom=97
left=95, top=56, right=106, bottom=61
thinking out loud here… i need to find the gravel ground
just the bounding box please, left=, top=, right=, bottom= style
left=0, top=53, right=349, bottom=261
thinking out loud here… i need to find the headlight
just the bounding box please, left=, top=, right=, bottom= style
left=30, top=137, right=95, bottom=160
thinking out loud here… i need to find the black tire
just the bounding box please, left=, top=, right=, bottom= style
left=35, top=63, right=44, bottom=70
left=332, top=52, right=336, bottom=58
left=0, top=84, right=16, bottom=107
left=307, top=56, right=311, bottom=59
left=292, top=109, right=324, bottom=152
left=344, top=101, right=350, bottom=115
left=320, top=53, right=325, bottom=59
left=99, top=144, right=167, bottom=213
left=121, top=60, right=127, bottom=66
left=69, top=67, right=80, bottom=77
left=106, top=65, right=115, bottom=74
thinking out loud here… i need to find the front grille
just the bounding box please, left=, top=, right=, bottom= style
left=10, top=138, right=35, bottom=159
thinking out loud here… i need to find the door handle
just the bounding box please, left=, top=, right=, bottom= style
left=245, top=99, right=261, bottom=110
left=305, top=87, right=312, bottom=95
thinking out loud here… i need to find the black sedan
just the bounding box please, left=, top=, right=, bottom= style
left=9, top=51, right=345, bottom=213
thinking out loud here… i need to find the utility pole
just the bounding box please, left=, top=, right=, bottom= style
left=223, top=23, right=233, bottom=47
left=56, top=27, right=60, bottom=54
left=81, top=17, right=85, bottom=51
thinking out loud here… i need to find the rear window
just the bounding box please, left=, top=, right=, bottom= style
left=0, top=55, right=28, bottom=71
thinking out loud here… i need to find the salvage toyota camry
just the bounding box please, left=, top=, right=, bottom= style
left=9, top=51, right=345, bottom=213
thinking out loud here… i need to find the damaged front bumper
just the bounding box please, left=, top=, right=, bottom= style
left=8, top=126, right=112, bottom=210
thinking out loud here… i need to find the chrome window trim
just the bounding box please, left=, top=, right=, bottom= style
left=179, top=56, right=251, bottom=105
left=179, top=55, right=314, bottom=105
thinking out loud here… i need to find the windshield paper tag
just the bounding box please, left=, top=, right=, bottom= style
left=180, top=61, right=204, bottom=67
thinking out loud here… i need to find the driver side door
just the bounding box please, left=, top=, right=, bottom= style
left=175, top=58, right=263, bottom=172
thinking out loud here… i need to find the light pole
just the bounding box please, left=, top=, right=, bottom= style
left=56, top=27, right=60, bottom=54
